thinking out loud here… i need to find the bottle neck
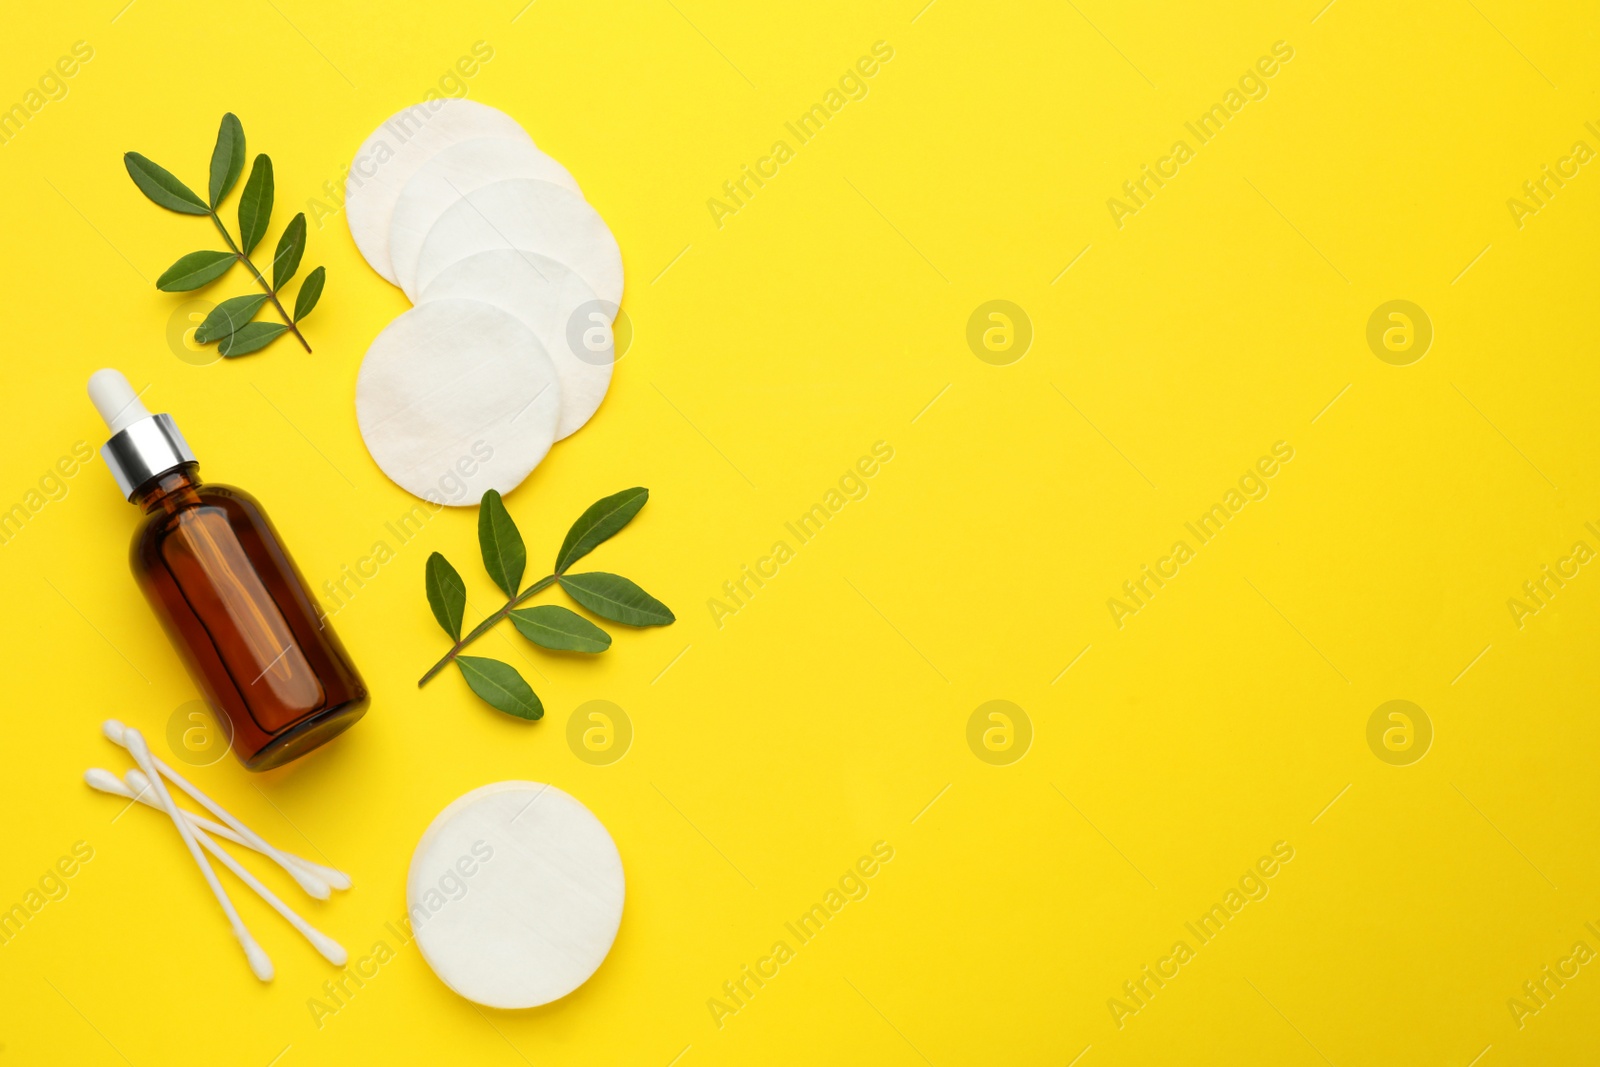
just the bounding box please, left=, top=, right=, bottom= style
left=133, top=463, right=203, bottom=515
left=101, top=412, right=198, bottom=501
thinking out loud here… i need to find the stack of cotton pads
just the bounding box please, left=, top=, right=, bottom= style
left=346, top=99, right=622, bottom=504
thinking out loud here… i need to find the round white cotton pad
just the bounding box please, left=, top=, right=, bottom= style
left=389, top=138, right=583, bottom=296
left=411, top=178, right=623, bottom=306
left=420, top=250, right=615, bottom=440
left=354, top=299, right=561, bottom=504
left=407, top=782, right=624, bottom=1009
left=345, top=100, right=533, bottom=286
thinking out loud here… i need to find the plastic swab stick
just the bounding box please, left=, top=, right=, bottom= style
left=123, top=726, right=274, bottom=982
left=84, top=769, right=346, bottom=896
left=123, top=770, right=348, bottom=967
left=102, top=720, right=346, bottom=895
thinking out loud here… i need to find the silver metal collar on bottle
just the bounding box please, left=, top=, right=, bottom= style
left=101, top=414, right=196, bottom=499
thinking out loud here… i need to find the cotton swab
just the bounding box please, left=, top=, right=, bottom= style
left=101, top=719, right=348, bottom=896
left=122, top=770, right=348, bottom=966
left=84, top=768, right=345, bottom=892
left=122, top=726, right=274, bottom=982
left=84, top=769, right=349, bottom=966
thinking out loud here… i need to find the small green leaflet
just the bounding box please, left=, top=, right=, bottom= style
left=208, top=113, right=245, bottom=209
left=456, top=656, right=543, bottom=719
left=478, top=489, right=526, bottom=597
left=124, top=153, right=209, bottom=215
left=425, top=552, right=467, bottom=640
left=554, top=487, right=648, bottom=574
left=416, top=486, right=675, bottom=718
left=272, top=213, right=306, bottom=289
left=560, top=572, right=675, bottom=626
left=157, top=250, right=236, bottom=292
left=294, top=266, right=325, bottom=322
left=123, top=115, right=320, bottom=360
left=194, top=293, right=268, bottom=344
left=237, top=154, right=274, bottom=255
left=510, top=605, right=611, bottom=653
left=219, top=322, right=288, bottom=357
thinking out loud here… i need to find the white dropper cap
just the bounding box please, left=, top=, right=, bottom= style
left=87, top=370, right=197, bottom=499
left=88, top=368, right=151, bottom=434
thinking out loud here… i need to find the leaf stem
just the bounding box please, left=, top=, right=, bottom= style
left=208, top=211, right=311, bottom=353
left=417, top=573, right=561, bottom=686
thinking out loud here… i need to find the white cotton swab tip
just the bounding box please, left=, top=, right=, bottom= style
left=283, top=869, right=330, bottom=901
left=308, top=929, right=349, bottom=967
left=317, top=866, right=354, bottom=892
left=102, top=719, right=127, bottom=744
left=84, top=768, right=130, bottom=795
left=245, top=940, right=275, bottom=981
left=264, top=852, right=329, bottom=899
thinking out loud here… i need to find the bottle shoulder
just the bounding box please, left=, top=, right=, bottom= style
left=194, top=482, right=263, bottom=509
left=130, top=482, right=272, bottom=557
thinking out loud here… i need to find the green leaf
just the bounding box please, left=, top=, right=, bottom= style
left=237, top=154, right=273, bottom=255
left=510, top=605, right=612, bottom=653
left=477, top=489, right=526, bottom=597
left=455, top=656, right=543, bottom=719
left=560, top=572, right=675, bottom=626
left=124, top=152, right=209, bottom=215
left=219, top=321, right=288, bottom=357
left=293, top=266, right=325, bottom=322
left=554, top=487, right=648, bottom=574
left=272, top=212, right=306, bottom=290
left=208, top=113, right=245, bottom=209
left=193, top=293, right=268, bottom=343
left=156, top=250, right=237, bottom=292
left=425, top=552, right=467, bottom=641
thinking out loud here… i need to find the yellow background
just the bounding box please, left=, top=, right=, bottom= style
left=1, top=1, right=1597, bottom=1063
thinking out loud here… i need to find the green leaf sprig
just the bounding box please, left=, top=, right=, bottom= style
left=419, top=487, right=675, bottom=719
left=125, top=113, right=324, bottom=358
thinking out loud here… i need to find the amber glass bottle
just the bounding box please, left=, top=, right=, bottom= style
left=91, top=370, right=367, bottom=770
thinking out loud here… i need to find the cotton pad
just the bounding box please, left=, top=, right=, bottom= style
left=412, top=178, right=623, bottom=306
left=345, top=100, right=533, bottom=286
left=389, top=138, right=583, bottom=296
left=407, top=782, right=624, bottom=1009
left=355, top=299, right=561, bottom=503
left=420, top=250, right=614, bottom=440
